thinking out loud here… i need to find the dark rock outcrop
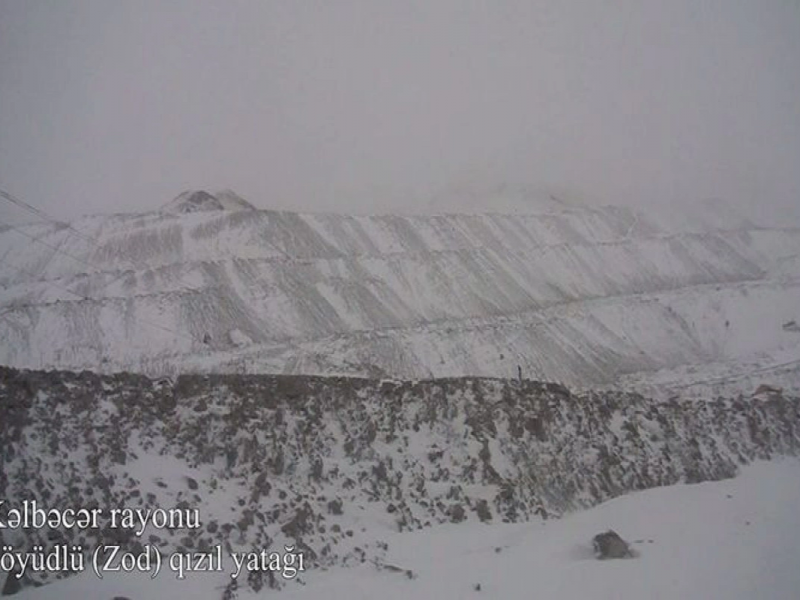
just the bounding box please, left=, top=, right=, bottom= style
left=592, top=530, right=632, bottom=559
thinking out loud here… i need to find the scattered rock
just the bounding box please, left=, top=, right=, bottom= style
left=475, top=499, right=493, bottom=522
left=2, top=366, right=798, bottom=596
left=592, top=530, right=633, bottom=559
left=2, top=569, right=22, bottom=596
left=327, top=499, right=343, bottom=516
left=753, top=383, right=783, bottom=397
left=449, top=503, right=466, bottom=523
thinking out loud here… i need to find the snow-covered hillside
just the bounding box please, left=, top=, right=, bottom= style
left=1, top=367, right=798, bottom=597
left=279, top=460, right=800, bottom=600
left=18, top=460, right=799, bottom=600
left=0, top=191, right=798, bottom=395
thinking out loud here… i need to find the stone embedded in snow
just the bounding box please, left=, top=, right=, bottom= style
left=592, top=530, right=633, bottom=559
left=782, top=320, right=799, bottom=332
left=229, top=328, right=252, bottom=347
left=753, top=383, right=784, bottom=398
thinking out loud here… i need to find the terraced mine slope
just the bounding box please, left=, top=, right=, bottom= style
left=0, top=191, right=798, bottom=395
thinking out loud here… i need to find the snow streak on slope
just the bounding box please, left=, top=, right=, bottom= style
left=0, top=192, right=798, bottom=393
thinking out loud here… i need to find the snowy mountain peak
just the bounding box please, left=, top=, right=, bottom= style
left=161, top=189, right=256, bottom=214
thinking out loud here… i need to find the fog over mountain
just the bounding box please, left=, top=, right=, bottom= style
left=1, top=1, right=799, bottom=221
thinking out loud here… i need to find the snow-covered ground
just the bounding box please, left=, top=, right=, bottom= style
left=284, top=460, right=800, bottom=600
left=15, top=459, right=800, bottom=600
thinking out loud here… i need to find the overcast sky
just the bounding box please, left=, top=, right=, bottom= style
left=1, top=0, right=798, bottom=220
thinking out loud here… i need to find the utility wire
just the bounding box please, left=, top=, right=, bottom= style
left=0, top=188, right=59, bottom=226
left=0, top=190, right=205, bottom=343
left=0, top=187, right=233, bottom=348
left=0, top=187, right=128, bottom=253
left=0, top=217, right=140, bottom=292
left=0, top=186, right=216, bottom=304
left=0, top=217, right=113, bottom=275
left=0, top=253, right=199, bottom=345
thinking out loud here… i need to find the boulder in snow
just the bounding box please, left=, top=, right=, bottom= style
left=592, top=530, right=633, bottom=559
left=753, top=383, right=783, bottom=398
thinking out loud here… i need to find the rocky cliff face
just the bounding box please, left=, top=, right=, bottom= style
left=1, top=367, right=797, bottom=592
